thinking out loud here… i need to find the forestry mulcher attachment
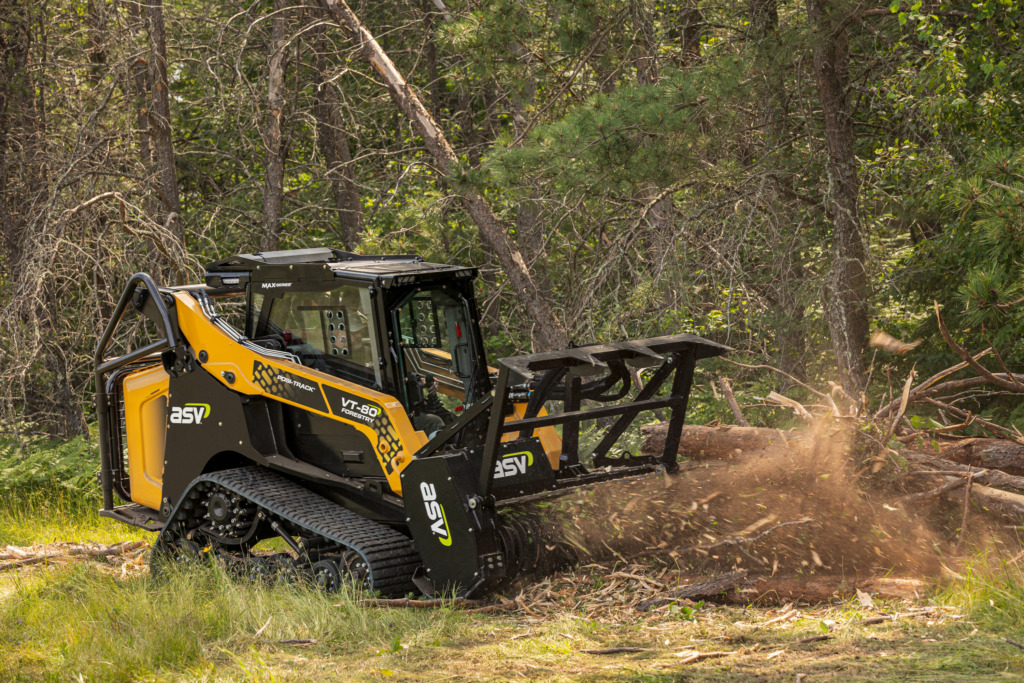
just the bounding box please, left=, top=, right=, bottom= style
left=95, top=248, right=727, bottom=596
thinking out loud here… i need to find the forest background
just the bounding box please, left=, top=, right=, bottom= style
left=1, top=0, right=1023, bottom=440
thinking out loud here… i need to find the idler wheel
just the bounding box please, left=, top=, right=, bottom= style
left=311, top=559, right=342, bottom=592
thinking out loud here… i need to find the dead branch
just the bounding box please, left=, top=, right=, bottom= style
left=764, top=391, right=814, bottom=423
left=0, top=541, right=147, bottom=570
left=921, top=398, right=1022, bottom=441
left=934, top=301, right=1024, bottom=392
left=721, top=358, right=826, bottom=398
left=955, top=471, right=975, bottom=550
left=874, top=348, right=993, bottom=419
left=903, top=451, right=1024, bottom=495
left=718, top=376, right=751, bottom=427
left=897, top=476, right=969, bottom=504
left=674, top=650, right=734, bottom=664
left=874, top=367, right=915, bottom=471
left=902, top=452, right=1024, bottom=521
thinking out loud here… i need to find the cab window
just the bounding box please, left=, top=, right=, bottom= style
left=255, top=285, right=381, bottom=387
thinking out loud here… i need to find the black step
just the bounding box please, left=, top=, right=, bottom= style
left=100, top=503, right=164, bottom=531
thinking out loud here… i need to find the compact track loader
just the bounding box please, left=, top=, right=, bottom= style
left=95, top=248, right=727, bottom=596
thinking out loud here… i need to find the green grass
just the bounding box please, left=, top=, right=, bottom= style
left=0, top=564, right=470, bottom=682
left=0, top=489, right=150, bottom=547
left=2, top=558, right=1023, bottom=681
left=3, top=437, right=1024, bottom=680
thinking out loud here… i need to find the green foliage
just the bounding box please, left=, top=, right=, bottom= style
left=0, top=429, right=99, bottom=497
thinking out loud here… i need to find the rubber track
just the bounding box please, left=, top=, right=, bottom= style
left=178, top=467, right=420, bottom=596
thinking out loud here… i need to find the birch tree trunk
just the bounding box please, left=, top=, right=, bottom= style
left=317, top=0, right=569, bottom=352
left=806, top=0, right=869, bottom=394
left=262, top=0, right=288, bottom=251
left=145, top=0, right=185, bottom=282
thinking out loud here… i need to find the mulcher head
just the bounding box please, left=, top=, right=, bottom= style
left=401, top=334, right=729, bottom=596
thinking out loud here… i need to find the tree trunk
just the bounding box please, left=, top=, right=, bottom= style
left=421, top=0, right=443, bottom=121
left=631, top=1, right=675, bottom=268
left=631, top=0, right=659, bottom=85
left=145, top=0, right=185, bottom=281
left=806, top=0, right=869, bottom=394
left=749, top=0, right=778, bottom=38
left=938, top=439, right=1024, bottom=476
left=313, top=33, right=362, bottom=250
left=318, top=0, right=569, bottom=352
left=678, top=5, right=705, bottom=64
left=126, top=0, right=151, bottom=165
left=262, top=0, right=288, bottom=251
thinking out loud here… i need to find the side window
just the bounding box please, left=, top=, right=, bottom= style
left=329, top=286, right=376, bottom=371
left=247, top=292, right=265, bottom=337
left=257, top=286, right=381, bottom=386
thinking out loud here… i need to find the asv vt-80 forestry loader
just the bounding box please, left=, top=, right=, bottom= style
left=94, top=248, right=727, bottom=597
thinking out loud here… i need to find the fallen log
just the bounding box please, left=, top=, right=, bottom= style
left=638, top=570, right=750, bottom=610
left=641, top=424, right=813, bottom=461
left=357, top=597, right=484, bottom=609
left=733, top=576, right=927, bottom=605
left=939, top=439, right=1024, bottom=476
left=903, top=451, right=1024, bottom=495
left=902, top=451, right=1024, bottom=522
left=642, top=574, right=926, bottom=608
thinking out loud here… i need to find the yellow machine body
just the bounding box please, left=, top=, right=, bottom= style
left=122, top=364, right=170, bottom=509
left=115, top=292, right=561, bottom=503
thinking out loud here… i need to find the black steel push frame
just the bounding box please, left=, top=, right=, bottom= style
left=408, top=334, right=729, bottom=501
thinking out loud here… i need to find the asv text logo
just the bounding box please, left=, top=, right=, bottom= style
left=419, top=482, right=452, bottom=546
left=170, top=403, right=211, bottom=425
left=493, top=451, right=533, bottom=479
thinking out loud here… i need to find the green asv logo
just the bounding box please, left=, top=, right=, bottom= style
left=493, top=450, right=534, bottom=479
left=419, top=482, right=452, bottom=546
left=169, top=403, right=211, bottom=425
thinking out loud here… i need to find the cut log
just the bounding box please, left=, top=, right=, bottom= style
left=939, top=438, right=1024, bottom=476
left=902, top=451, right=1024, bottom=522
left=903, top=451, right=1024, bottom=496
left=641, top=423, right=813, bottom=460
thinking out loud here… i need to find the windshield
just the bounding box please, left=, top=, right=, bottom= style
left=393, top=287, right=479, bottom=413
left=256, top=285, right=381, bottom=387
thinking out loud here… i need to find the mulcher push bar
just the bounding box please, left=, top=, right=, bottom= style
left=479, top=334, right=729, bottom=496
left=408, top=333, right=729, bottom=500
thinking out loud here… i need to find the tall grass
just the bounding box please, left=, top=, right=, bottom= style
left=0, top=562, right=470, bottom=681
left=942, top=555, right=1024, bottom=633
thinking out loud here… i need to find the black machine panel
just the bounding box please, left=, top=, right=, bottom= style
left=251, top=360, right=328, bottom=413
left=484, top=438, right=555, bottom=498
left=161, top=368, right=267, bottom=515
left=279, top=405, right=380, bottom=479
left=402, top=454, right=490, bottom=595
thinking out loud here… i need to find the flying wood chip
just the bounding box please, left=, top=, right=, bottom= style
left=869, top=330, right=922, bottom=355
